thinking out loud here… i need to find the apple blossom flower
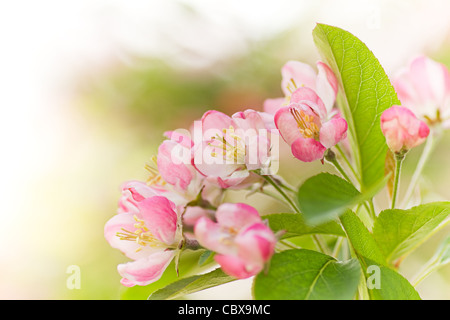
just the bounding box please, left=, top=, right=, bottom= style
left=264, top=60, right=338, bottom=115
left=380, top=105, right=430, bottom=155
left=105, top=195, right=182, bottom=287
left=274, top=87, right=348, bottom=162
left=194, top=203, right=276, bottom=279
left=394, top=56, right=450, bottom=128
left=193, top=109, right=277, bottom=188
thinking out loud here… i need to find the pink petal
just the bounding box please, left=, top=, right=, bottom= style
left=316, top=61, right=338, bottom=113
left=290, top=87, right=327, bottom=120
left=117, top=181, right=161, bottom=214
left=117, top=250, right=175, bottom=287
left=231, top=109, right=266, bottom=131
left=263, top=97, right=285, bottom=115
left=235, top=223, right=276, bottom=265
left=194, top=217, right=237, bottom=255
left=290, top=136, right=326, bottom=162
left=319, top=117, right=348, bottom=149
left=157, top=140, right=194, bottom=191
left=215, top=203, right=262, bottom=230
left=104, top=213, right=160, bottom=260
left=137, top=196, right=178, bottom=245
left=274, top=107, right=301, bottom=146
left=201, top=110, right=234, bottom=138
left=215, top=254, right=262, bottom=279
left=281, top=61, right=317, bottom=96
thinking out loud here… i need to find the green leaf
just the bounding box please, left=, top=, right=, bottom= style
left=297, top=172, right=385, bottom=225
left=373, top=202, right=450, bottom=263
left=253, top=249, right=361, bottom=300
left=340, top=210, right=386, bottom=265
left=264, top=212, right=345, bottom=238
left=361, top=257, right=421, bottom=300
left=340, top=211, right=420, bottom=300
left=148, top=268, right=235, bottom=300
left=313, top=23, right=400, bottom=192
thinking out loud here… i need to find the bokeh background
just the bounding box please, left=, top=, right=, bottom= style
left=1, top=0, right=449, bottom=299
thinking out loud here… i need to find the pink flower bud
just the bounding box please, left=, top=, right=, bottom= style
left=380, top=106, right=430, bottom=154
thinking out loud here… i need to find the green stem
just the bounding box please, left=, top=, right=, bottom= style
left=335, top=144, right=361, bottom=184
left=261, top=175, right=300, bottom=213
left=401, top=130, right=441, bottom=208
left=391, top=154, right=405, bottom=209
left=261, top=174, right=328, bottom=254
left=324, top=149, right=352, bottom=183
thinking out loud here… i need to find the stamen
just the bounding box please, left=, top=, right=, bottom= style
left=116, top=215, right=161, bottom=252
left=290, top=107, right=320, bottom=139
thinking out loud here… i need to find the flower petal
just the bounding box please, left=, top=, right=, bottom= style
left=274, top=107, right=301, bottom=146
left=157, top=140, right=194, bottom=191
left=281, top=60, right=317, bottom=96
left=214, top=254, right=262, bottom=279
left=290, top=136, right=326, bottom=162
left=215, top=203, right=262, bottom=230
left=117, top=250, right=175, bottom=287
left=137, top=196, right=178, bottom=245
left=316, top=61, right=338, bottom=113
left=319, top=117, right=348, bottom=149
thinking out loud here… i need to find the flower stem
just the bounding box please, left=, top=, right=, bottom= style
left=324, top=149, right=352, bottom=183
left=401, top=130, right=441, bottom=208
left=391, top=154, right=405, bottom=209
left=261, top=174, right=300, bottom=213
left=335, top=144, right=361, bottom=184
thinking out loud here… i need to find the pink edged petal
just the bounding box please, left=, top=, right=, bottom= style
left=274, top=107, right=301, bottom=146
left=231, top=109, right=266, bottom=131
left=290, top=87, right=327, bottom=120
left=291, top=136, right=326, bottom=162
left=319, top=117, right=348, bottom=149
left=316, top=61, right=338, bottom=113
left=194, top=217, right=237, bottom=255
left=215, top=203, right=261, bottom=230
left=258, top=112, right=277, bottom=131
left=118, top=181, right=161, bottom=214
left=263, top=97, right=285, bottom=115
left=117, top=250, right=175, bottom=287
left=183, top=206, right=213, bottom=226
left=235, top=223, right=276, bottom=265
left=281, top=60, right=317, bottom=96
left=201, top=110, right=235, bottom=138
left=215, top=254, right=262, bottom=279
left=137, top=196, right=178, bottom=245
left=104, top=213, right=160, bottom=260
left=157, top=140, right=194, bottom=190
left=163, top=130, right=193, bottom=148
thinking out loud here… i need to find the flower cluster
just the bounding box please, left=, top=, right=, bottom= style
left=104, top=55, right=449, bottom=288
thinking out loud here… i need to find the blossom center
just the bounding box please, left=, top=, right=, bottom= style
left=209, top=126, right=246, bottom=164
left=116, top=215, right=161, bottom=252
left=290, top=107, right=320, bottom=139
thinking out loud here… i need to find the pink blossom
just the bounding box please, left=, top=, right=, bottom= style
left=380, top=105, right=430, bottom=154
left=157, top=134, right=203, bottom=199
left=193, top=109, right=276, bottom=188
left=194, top=203, right=276, bottom=279
left=274, top=87, right=348, bottom=162
left=105, top=196, right=181, bottom=287
left=394, top=56, right=450, bottom=128
left=264, top=60, right=338, bottom=115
